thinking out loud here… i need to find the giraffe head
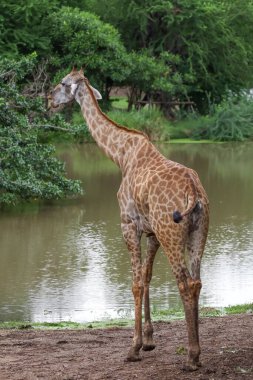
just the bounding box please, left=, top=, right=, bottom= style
left=49, top=67, right=102, bottom=110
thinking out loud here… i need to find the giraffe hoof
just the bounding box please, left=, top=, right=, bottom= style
left=125, top=347, right=142, bottom=362
left=142, top=343, right=156, bottom=351
left=181, top=361, right=201, bottom=372
left=125, top=354, right=142, bottom=362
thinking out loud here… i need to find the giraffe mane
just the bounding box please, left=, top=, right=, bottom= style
left=82, top=77, right=150, bottom=140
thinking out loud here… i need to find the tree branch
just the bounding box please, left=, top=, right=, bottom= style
left=31, top=124, right=73, bottom=132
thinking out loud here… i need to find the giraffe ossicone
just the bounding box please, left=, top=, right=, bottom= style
left=50, top=69, right=209, bottom=371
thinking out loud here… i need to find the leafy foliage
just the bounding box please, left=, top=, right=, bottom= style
left=46, top=7, right=179, bottom=108
left=192, top=96, right=253, bottom=141
left=0, top=55, right=82, bottom=205
left=0, top=0, right=58, bottom=57
left=86, top=0, right=253, bottom=112
left=48, top=7, right=131, bottom=93
left=0, top=0, right=253, bottom=146
left=107, top=107, right=171, bottom=141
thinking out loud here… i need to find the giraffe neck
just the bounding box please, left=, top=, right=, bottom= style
left=75, top=81, right=147, bottom=171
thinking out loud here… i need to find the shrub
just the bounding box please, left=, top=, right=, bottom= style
left=0, top=54, right=82, bottom=206
left=107, top=107, right=172, bottom=141
left=192, top=97, right=253, bottom=141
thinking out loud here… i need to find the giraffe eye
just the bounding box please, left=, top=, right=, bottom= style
left=61, top=82, right=65, bottom=86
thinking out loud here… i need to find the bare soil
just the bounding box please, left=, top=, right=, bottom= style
left=0, top=314, right=252, bottom=380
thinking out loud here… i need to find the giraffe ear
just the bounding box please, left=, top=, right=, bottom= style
left=79, top=67, right=84, bottom=76
left=91, top=86, right=102, bottom=100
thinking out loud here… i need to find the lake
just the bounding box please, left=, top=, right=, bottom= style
left=0, top=143, right=252, bottom=322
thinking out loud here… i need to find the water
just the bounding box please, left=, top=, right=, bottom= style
left=0, top=143, right=252, bottom=322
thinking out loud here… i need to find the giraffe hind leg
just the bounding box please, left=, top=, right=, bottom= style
left=142, top=234, right=160, bottom=351
left=181, top=203, right=209, bottom=370
left=178, top=277, right=202, bottom=371
left=187, top=202, right=209, bottom=280
left=163, top=236, right=204, bottom=371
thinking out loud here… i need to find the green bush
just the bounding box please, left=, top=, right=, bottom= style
left=0, top=54, right=82, bottom=206
left=38, top=112, right=92, bottom=144
left=107, top=107, right=172, bottom=141
left=192, top=97, right=253, bottom=141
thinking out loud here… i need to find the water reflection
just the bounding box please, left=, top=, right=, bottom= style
left=0, top=143, right=252, bottom=322
left=202, top=220, right=253, bottom=306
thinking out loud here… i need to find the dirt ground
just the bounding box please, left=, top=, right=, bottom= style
left=0, top=314, right=252, bottom=380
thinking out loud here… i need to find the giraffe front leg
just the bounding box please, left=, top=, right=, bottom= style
left=121, top=222, right=143, bottom=362
left=142, top=234, right=160, bottom=351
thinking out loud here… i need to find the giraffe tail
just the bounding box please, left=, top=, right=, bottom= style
left=173, top=202, right=201, bottom=223
left=173, top=210, right=184, bottom=223
left=172, top=183, right=200, bottom=224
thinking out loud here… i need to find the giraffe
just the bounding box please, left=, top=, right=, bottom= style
left=49, top=68, right=209, bottom=371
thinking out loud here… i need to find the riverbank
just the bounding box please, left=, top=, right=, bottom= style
left=0, top=313, right=252, bottom=380
left=0, top=303, right=252, bottom=330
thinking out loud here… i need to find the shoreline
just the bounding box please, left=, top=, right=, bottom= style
left=1, top=303, right=252, bottom=330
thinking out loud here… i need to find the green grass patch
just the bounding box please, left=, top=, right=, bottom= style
left=200, top=307, right=222, bottom=317
left=169, top=138, right=215, bottom=143
left=152, top=307, right=185, bottom=321
left=1, top=303, right=251, bottom=330
left=224, top=303, right=253, bottom=315
left=0, top=319, right=134, bottom=330
left=111, top=96, right=128, bottom=110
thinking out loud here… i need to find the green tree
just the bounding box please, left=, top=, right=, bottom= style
left=0, top=0, right=59, bottom=57
left=126, top=51, right=190, bottom=111
left=86, top=0, right=253, bottom=112
left=0, top=1, right=185, bottom=111
left=0, top=54, right=82, bottom=206
left=48, top=7, right=132, bottom=100
left=48, top=7, right=183, bottom=109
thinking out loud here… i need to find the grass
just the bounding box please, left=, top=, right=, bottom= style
left=110, top=97, right=128, bottom=110
left=107, top=107, right=172, bottom=141
left=0, top=303, right=252, bottom=330
left=105, top=105, right=223, bottom=142
left=169, top=138, right=215, bottom=143
left=0, top=320, right=134, bottom=330
left=224, top=303, right=253, bottom=315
